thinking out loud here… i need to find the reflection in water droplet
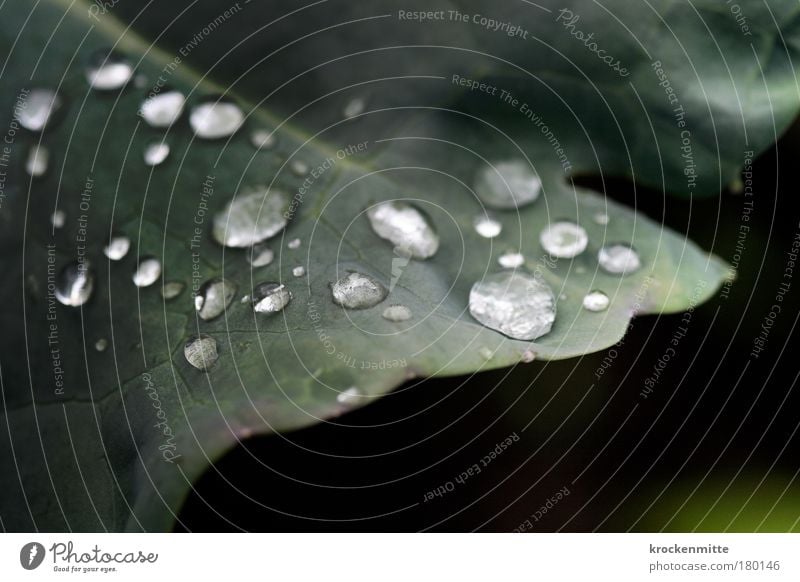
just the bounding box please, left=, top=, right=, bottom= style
left=161, top=281, right=185, bottom=300
left=598, top=243, right=641, bottom=275
left=184, top=334, right=219, bottom=371
left=195, top=278, right=237, bottom=321
left=382, top=304, right=412, bottom=322
left=86, top=51, right=134, bottom=90
left=143, top=142, right=170, bottom=166
left=474, top=160, right=541, bottom=209
left=292, top=266, right=305, bottom=277
left=189, top=98, right=244, bottom=139
left=367, top=201, right=439, bottom=259
left=55, top=261, right=94, bottom=306
left=474, top=214, right=502, bottom=238
left=132, top=257, right=161, bottom=287
left=250, top=129, right=276, bottom=149
left=498, top=251, right=525, bottom=269
left=26, top=145, right=48, bottom=177
left=51, top=210, right=66, bottom=229
left=287, top=238, right=301, bottom=249
left=252, top=282, right=292, bottom=314
left=140, top=90, right=185, bottom=127
left=290, top=159, right=309, bottom=177
left=479, top=346, right=495, bottom=361
left=521, top=349, right=536, bottom=363
left=540, top=221, right=588, bottom=258
left=593, top=212, right=610, bottom=225
left=212, top=186, right=289, bottom=248
left=103, top=235, right=130, bottom=261
left=343, top=97, right=366, bottom=119
left=337, top=386, right=361, bottom=405
left=469, top=271, right=555, bottom=341
left=19, top=88, right=62, bottom=131
left=331, top=272, right=387, bottom=309
left=248, top=244, right=274, bottom=267
left=95, top=338, right=108, bottom=352
left=583, top=290, right=610, bottom=312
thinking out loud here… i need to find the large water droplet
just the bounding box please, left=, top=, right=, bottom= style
left=469, top=271, right=556, bottom=341
left=292, top=266, right=305, bottom=278
left=247, top=243, right=274, bottom=267
left=189, top=98, right=244, bottom=139
left=598, top=244, right=641, bottom=275
left=184, top=334, right=219, bottom=371
left=343, top=97, right=366, bottom=119
left=382, top=304, right=412, bottom=322
left=474, top=214, right=502, bottom=238
left=331, top=271, right=387, bottom=309
left=251, top=282, right=292, bottom=314
left=250, top=129, right=276, bottom=150
left=132, top=257, right=161, bottom=287
left=583, top=290, right=610, bottom=312
left=86, top=51, right=134, bottom=90
left=55, top=261, right=95, bottom=306
left=26, top=145, right=48, bottom=177
left=474, top=160, right=542, bottom=209
left=161, top=281, right=185, bottom=300
left=19, top=88, right=62, bottom=132
left=143, top=142, right=170, bottom=166
left=195, top=278, right=237, bottom=321
left=498, top=251, right=525, bottom=269
left=540, top=221, right=588, bottom=258
left=103, top=235, right=130, bottom=261
left=140, top=90, right=185, bottom=127
left=212, top=186, right=289, bottom=248
left=367, top=201, right=439, bottom=259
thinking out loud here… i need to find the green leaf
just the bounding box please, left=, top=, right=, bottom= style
left=0, top=0, right=791, bottom=531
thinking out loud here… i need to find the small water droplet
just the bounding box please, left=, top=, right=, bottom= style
left=212, top=186, right=289, bottom=248
left=337, top=386, right=361, bottom=405
left=85, top=50, right=134, bottom=90
left=598, top=243, right=641, bottom=275
left=184, top=334, right=219, bottom=371
left=498, top=250, right=525, bottom=269
left=103, top=235, right=130, bottom=261
left=479, top=346, right=495, bottom=361
left=583, top=290, right=610, bottom=312
left=51, top=210, right=66, bottom=229
left=95, top=338, right=108, bottom=352
left=195, top=278, right=237, bottom=321
left=140, top=90, right=185, bottom=127
left=521, top=349, right=536, bottom=363
left=134, top=74, right=148, bottom=89
left=292, top=266, right=305, bottom=277
left=367, top=201, right=439, bottom=259
left=469, top=271, right=556, bottom=341
left=19, top=88, right=62, bottom=132
left=290, top=159, right=309, bottom=177
left=25, top=145, right=48, bottom=177
left=540, top=221, right=588, bottom=258
left=474, top=160, right=541, bottom=209
left=331, top=271, right=387, bottom=309
left=161, top=281, right=185, bottom=300
left=55, top=261, right=94, bottom=306
left=287, top=238, right=301, bottom=249
left=143, top=142, right=170, bottom=166
left=132, top=257, right=161, bottom=287
left=248, top=243, right=274, bottom=267
left=189, top=98, right=244, bottom=139
left=474, top=214, right=502, bottom=238
left=251, top=282, right=292, bottom=314
left=240, top=294, right=250, bottom=304
left=250, top=129, right=276, bottom=149
left=343, top=97, right=366, bottom=119
left=382, top=304, right=412, bottom=322
left=593, top=212, right=610, bottom=225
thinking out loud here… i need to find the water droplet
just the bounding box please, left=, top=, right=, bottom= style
left=134, top=74, right=148, bottom=89
left=337, top=386, right=361, bottom=405
left=251, top=282, right=292, bottom=314
left=521, top=349, right=536, bottom=363
left=95, top=338, right=108, bottom=352
left=103, top=235, right=130, bottom=261
left=287, top=238, right=301, bottom=249
left=474, top=214, right=502, bottom=238
left=140, top=90, right=185, bottom=127
left=212, top=186, right=289, bottom=248
left=469, top=271, right=556, bottom=341
left=598, top=243, right=641, bottom=275
left=25, top=145, right=48, bottom=177
left=540, top=221, right=588, bottom=258
left=19, top=88, right=62, bottom=132
left=382, top=304, right=412, bottom=322
left=240, top=294, right=250, bottom=304
left=474, top=160, right=541, bottom=209
left=343, top=97, right=366, bottom=119
left=583, top=290, right=610, bottom=312
left=292, top=266, right=305, bottom=277
left=250, top=129, right=276, bottom=149
left=367, top=201, right=439, bottom=259
left=132, top=257, right=161, bottom=287
left=51, top=209, right=66, bottom=229
left=184, top=334, right=219, bottom=371
left=479, top=346, right=495, bottom=361
left=498, top=251, right=525, bottom=269
left=143, top=142, right=170, bottom=166
left=85, top=50, right=134, bottom=90
left=195, top=278, right=237, bottom=321
left=161, top=281, right=185, bottom=300
left=55, top=261, right=94, bottom=306
left=593, top=212, right=610, bottom=225
left=331, top=271, right=387, bottom=309
left=290, top=159, right=309, bottom=177
left=189, top=98, right=244, bottom=139
left=248, top=243, right=274, bottom=267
